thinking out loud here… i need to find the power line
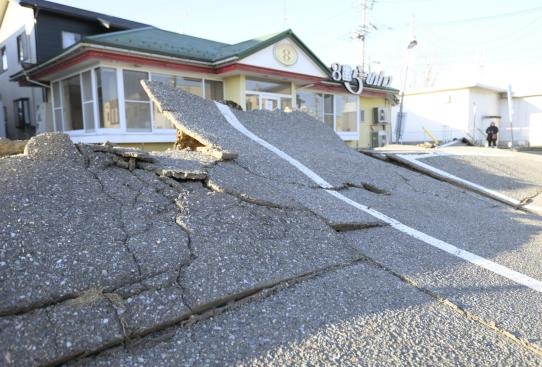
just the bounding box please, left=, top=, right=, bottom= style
left=419, top=5, right=542, bottom=26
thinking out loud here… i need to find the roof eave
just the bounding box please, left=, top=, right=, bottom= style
left=11, top=42, right=218, bottom=83
left=18, top=0, right=149, bottom=29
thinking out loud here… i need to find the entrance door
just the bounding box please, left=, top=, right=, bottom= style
left=261, top=95, right=279, bottom=111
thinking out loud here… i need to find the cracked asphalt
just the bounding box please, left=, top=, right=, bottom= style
left=1, top=82, right=541, bottom=366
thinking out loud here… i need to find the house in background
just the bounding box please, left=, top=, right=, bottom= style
left=502, top=90, right=542, bottom=147
left=393, top=83, right=542, bottom=148
left=0, top=0, right=148, bottom=139
left=2, top=0, right=398, bottom=149
left=393, top=84, right=505, bottom=145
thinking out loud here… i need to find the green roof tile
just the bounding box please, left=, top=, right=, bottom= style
left=83, top=27, right=328, bottom=71
left=85, top=27, right=230, bottom=62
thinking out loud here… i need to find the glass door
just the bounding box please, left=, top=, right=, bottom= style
left=261, top=95, right=279, bottom=111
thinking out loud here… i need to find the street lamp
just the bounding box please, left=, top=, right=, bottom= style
left=395, top=39, right=418, bottom=143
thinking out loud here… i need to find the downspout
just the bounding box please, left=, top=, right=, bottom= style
left=24, top=73, right=50, bottom=88
left=21, top=69, right=51, bottom=134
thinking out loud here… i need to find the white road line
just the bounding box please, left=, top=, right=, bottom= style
left=398, top=154, right=522, bottom=205
left=215, top=103, right=333, bottom=189
left=397, top=154, right=542, bottom=215
left=214, top=102, right=542, bottom=293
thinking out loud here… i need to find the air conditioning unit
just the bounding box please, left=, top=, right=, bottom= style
left=378, top=130, right=388, bottom=147
left=372, top=107, right=387, bottom=124
left=371, top=130, right=389, bottom=147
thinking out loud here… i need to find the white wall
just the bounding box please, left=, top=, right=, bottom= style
left=499, top=95, right=542, bottom=147
left=0, top=1, right=38, bottom=139
left=392, top=86, right=502, bottom=144
left=394, top=88, right=470, bottom=143
left=470, top=88, right=501, bottom=144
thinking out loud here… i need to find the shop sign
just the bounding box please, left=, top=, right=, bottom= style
left=274, top=43, right=298, bottom=66
left=330, top=63, right=393, bottom=95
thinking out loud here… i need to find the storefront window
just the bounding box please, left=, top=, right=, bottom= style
left=245, top=94, right=259, bottom=111
left=81, top=71, right=95, bottom=132
left=151, top=73, right=201, bottom=95
left=53, top=68, right=223, bottom=136
left=61, top=75, right=83, bottom=130
left=96, top=67, right=119, bottom=129
left=296, top=91, right=323, bottom=119
left=335, top=94, right=358, bottom=132
left=205, top=80, right=224, bottom=100
left=280, top=98, right=293, bottom=112
left=52, top=81, right=62, bottom=131
left=177, top=77, right=202, bottom=96
left=246, top=78, right=291, bottom=94
left=246, top=78, right=292, bottom=112
left=123, top=70, right=151, bottom=131
left=151, top=73, right=223, bottom=128
left=323, top=94, right=334, bottom=129
left=296, top=91, right=359, bottom=136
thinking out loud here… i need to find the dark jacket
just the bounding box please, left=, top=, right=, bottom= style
left=486, top=125, right=499, bottom=141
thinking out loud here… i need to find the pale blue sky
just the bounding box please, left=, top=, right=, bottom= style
left=55, top=0, right=542, bottom=92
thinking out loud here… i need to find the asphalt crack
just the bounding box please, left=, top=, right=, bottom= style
left=519, top=189, right=542, bottom=207
left=362, top=254, right=542, bottom=358
left=67, top=257, right=369, bottom=365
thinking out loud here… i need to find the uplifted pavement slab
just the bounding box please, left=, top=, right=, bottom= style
left=142, top=81, right=392, bottom=229
left=206, top=161, right=382, bottom=228
left=74, top=261, right=542, bottom=366
left=138, top=149, right=215, bottom=181
left=1, top=133, right=363, bottom=366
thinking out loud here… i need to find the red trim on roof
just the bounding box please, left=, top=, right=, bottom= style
left=32, top=49, right=215, bottom=79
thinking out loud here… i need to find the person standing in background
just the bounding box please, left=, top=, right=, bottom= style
left=486, top=121, right=499, bottom=147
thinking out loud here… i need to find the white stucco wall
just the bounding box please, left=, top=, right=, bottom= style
left=394, top=89, right=470, bottom=143
left=393, top=86, right=502, bottom=144
left=499, top=95, right=542, bottom=147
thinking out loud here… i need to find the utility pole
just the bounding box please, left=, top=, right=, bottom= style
left=395, top=39, right=418, bottom=143
left=360, top=0, right=368, bottom=73
left=355, top=0, right=376, bottom=73
left=507, top=84, right=514, bottom=148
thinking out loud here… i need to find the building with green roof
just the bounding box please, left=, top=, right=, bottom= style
left=4, top=0, right=398, bottom=149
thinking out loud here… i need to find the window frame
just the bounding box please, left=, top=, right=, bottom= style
left=51, top=66, right=224, bottom=143
left=122, top=69, right=152, bottom=132
left=16, top=33, right=29, bottom=63
left=14, top=98, right=31, bottom=129
left=1, top=46, right=7, bottom=72
left=61, top=31, right=82, bottom=49
left=334, top=93, right=360, bottom=140
left=295, top=90, right=360, bottom=141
